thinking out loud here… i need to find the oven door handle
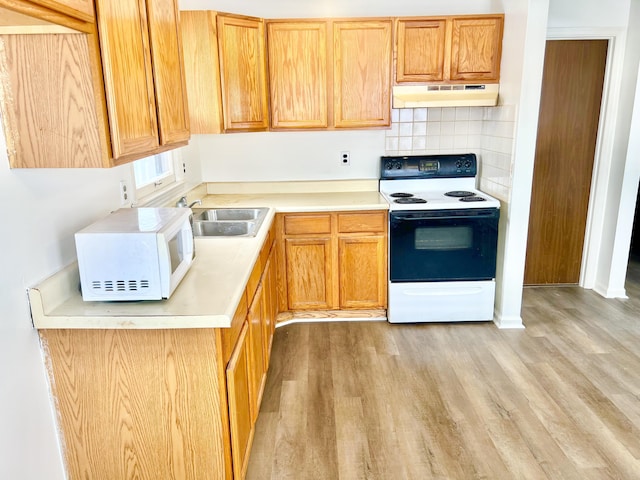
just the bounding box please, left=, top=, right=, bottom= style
left=391, top=210, right=498, bottom=221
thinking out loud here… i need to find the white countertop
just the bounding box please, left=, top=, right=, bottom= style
left=29, top=189, right=388, bottom=330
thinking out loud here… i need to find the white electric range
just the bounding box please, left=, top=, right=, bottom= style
left=380, top=154, right=500, bottom=323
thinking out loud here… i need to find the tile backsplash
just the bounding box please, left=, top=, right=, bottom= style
left=385, top=105, right=516, bottom=201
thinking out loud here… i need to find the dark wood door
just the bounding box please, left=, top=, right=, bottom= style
left=524, top=40, right=608, bottom=285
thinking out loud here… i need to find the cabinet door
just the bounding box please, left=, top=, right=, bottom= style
left=180, top=10, right=224, bottom=134
left=449, top=16, right=503, bottom=82
left=226, top=323, right=254, bottom=480
left=217, top=14, right=268, bottom=131
left=396, top=19, right=447, bottom=83
left=339, top=235, right=387, bottom=309
left=285, top=237, right=334, bottom=310
left=333, top=19, right=392, bottom=128
left=262, top=256, right=275, bottom=363
left=267, top=21, right=328, bottom=129
left=95, top=0, right=159, bottom=159
left=28, top=0, right=94, bottom=21
left=248, top=284, right=266, bottom=423
left=146, top=0, right=190, bottom=145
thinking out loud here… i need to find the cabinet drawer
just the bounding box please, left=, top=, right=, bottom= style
left=338, top=212, right=386, bottom=233
left=284, top=214, right=331, bottom=235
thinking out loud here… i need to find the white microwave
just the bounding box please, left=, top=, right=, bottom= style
left=75, top=208, right=194, bottom=301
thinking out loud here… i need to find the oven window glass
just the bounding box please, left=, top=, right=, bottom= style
left=415, top=226, right=472, bottom=250
left=390, top=209, right=499, bottom=282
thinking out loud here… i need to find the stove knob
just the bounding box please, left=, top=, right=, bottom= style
left=394, top=162, right=402, bottom=169
left=464, top=160, right=472, bottom=169
left=385, top=161, right=393, bottom=171
left=455, top=160, right=462, bottom=169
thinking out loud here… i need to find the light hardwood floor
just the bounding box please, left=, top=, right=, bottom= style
left=247, top=259, right=640, bottom=479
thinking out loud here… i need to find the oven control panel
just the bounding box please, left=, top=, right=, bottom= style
left=381, top=154, right=477, bottom=179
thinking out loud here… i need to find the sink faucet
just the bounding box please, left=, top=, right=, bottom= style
left=176, top=196, right=202, bottom=208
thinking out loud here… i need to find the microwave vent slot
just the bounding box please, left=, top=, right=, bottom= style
left=90, top=279, right=150, bottom=293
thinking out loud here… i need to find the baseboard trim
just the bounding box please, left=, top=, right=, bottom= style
left=276, top=309, right=387, bottom=327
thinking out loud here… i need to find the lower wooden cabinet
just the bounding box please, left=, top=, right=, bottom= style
left=277, top=210, right=388, bottom=312
left=226, top=323, right=254, bottom=480
left=285, top=236, right=334, bottom=310
left=227, top=225, right=277, bottom=479
left=338, top=235, right=387, bottom=308
left=247, top=283, right=266, bottom=423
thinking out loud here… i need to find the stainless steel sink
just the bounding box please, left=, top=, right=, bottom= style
left=192, top=221, right=255, bottom=237
left=193, top=208, right=267, bottom=222
left=191, top=208, right=268, bottom=237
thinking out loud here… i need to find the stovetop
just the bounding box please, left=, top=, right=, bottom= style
left=379, top=154, right=500, bottom=211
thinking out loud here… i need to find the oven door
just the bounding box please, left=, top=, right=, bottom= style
left=389, top=208, right=499, bottom=282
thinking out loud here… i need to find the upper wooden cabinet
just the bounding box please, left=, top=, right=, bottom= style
left=217, top=13, right=269, bottom=132
left=266, top=18, right=392, bottom=130
left=396, top=14, right=504, bottom=84
left=267, top=20, right=329, bottom=129
left=333, top=19, right=392, bottom=128
left=146, top=0, right=190, bottom=145
left=180, top=10, right=224, bottom=134
left=0, top=0, right=190, bottom=168
left=450, top=16, right=503, bottom=82
left=95, top=0, right=189, bottom=161
left=396, top=18, right=447, bottom=82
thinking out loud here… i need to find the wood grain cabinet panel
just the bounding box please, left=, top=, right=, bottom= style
left=333, top=19, right=392, bottom=128
left=278, top=211, right=387, bottom=313
left=284, top=214, right=332, bottom=235
left=180, top=10, right=224, bottom=134
left=146, top=0, right=190, bottom=145
left=0, top=33, right=106, bottom=167
left=217, top=14, right=268, bottom=132
left=337, top=212, right=386, bottom=233
left=339, top=235, right=387, bottom=309
left=95, top=0, right=190, bottom=161
left=227, top=323, right=254, bottom=480
left=396, top=18, right=447, bottom=82
left=395, top=14, right=504, bottom=84
left=94, top=0, right=160, bottom=159
left=40, top=329, right=228, bottom=480
left=450, top=16, right=503, bottom=82
left=248, top=284, right=267, bottom=423
left=285, top=237, right=334, bottom=310
left=267, top=20, right=328, bottom=129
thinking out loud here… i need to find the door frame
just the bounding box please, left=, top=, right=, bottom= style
left=545, top=27, right=626, bottom=292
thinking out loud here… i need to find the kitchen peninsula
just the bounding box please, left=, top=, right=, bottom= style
left=30, top=183, right=388, bottom=480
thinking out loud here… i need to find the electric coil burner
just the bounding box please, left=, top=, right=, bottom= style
left=380, top=153, right=500, bottom=323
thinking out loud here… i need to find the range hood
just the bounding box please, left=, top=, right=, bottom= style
left=392, top=84, right=499, bottom=108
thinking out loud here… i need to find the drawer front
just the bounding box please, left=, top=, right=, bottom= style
left=337, top=212, right=386, bottom=233
left=284, top=214, right=331, bottom=235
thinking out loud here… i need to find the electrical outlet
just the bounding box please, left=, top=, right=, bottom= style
left=340, top=151, right=351, bottom=166
left=119, top=180, right=131, bottom=206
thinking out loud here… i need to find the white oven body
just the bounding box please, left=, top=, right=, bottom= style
left=388, top=280, right=496, bottom=323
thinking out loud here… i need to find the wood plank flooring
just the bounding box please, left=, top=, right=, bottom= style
left=247, top=259, right=640, bottom=479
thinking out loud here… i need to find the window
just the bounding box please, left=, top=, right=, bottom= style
left=133, top=151, right=179, bottom=200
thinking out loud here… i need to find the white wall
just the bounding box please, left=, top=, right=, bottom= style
left=0, top=119, right=133, bottom=477
left=0, top=128, right=198, bottom=476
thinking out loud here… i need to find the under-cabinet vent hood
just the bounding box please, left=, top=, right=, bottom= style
left=392, top=84, right=499, bottom=108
